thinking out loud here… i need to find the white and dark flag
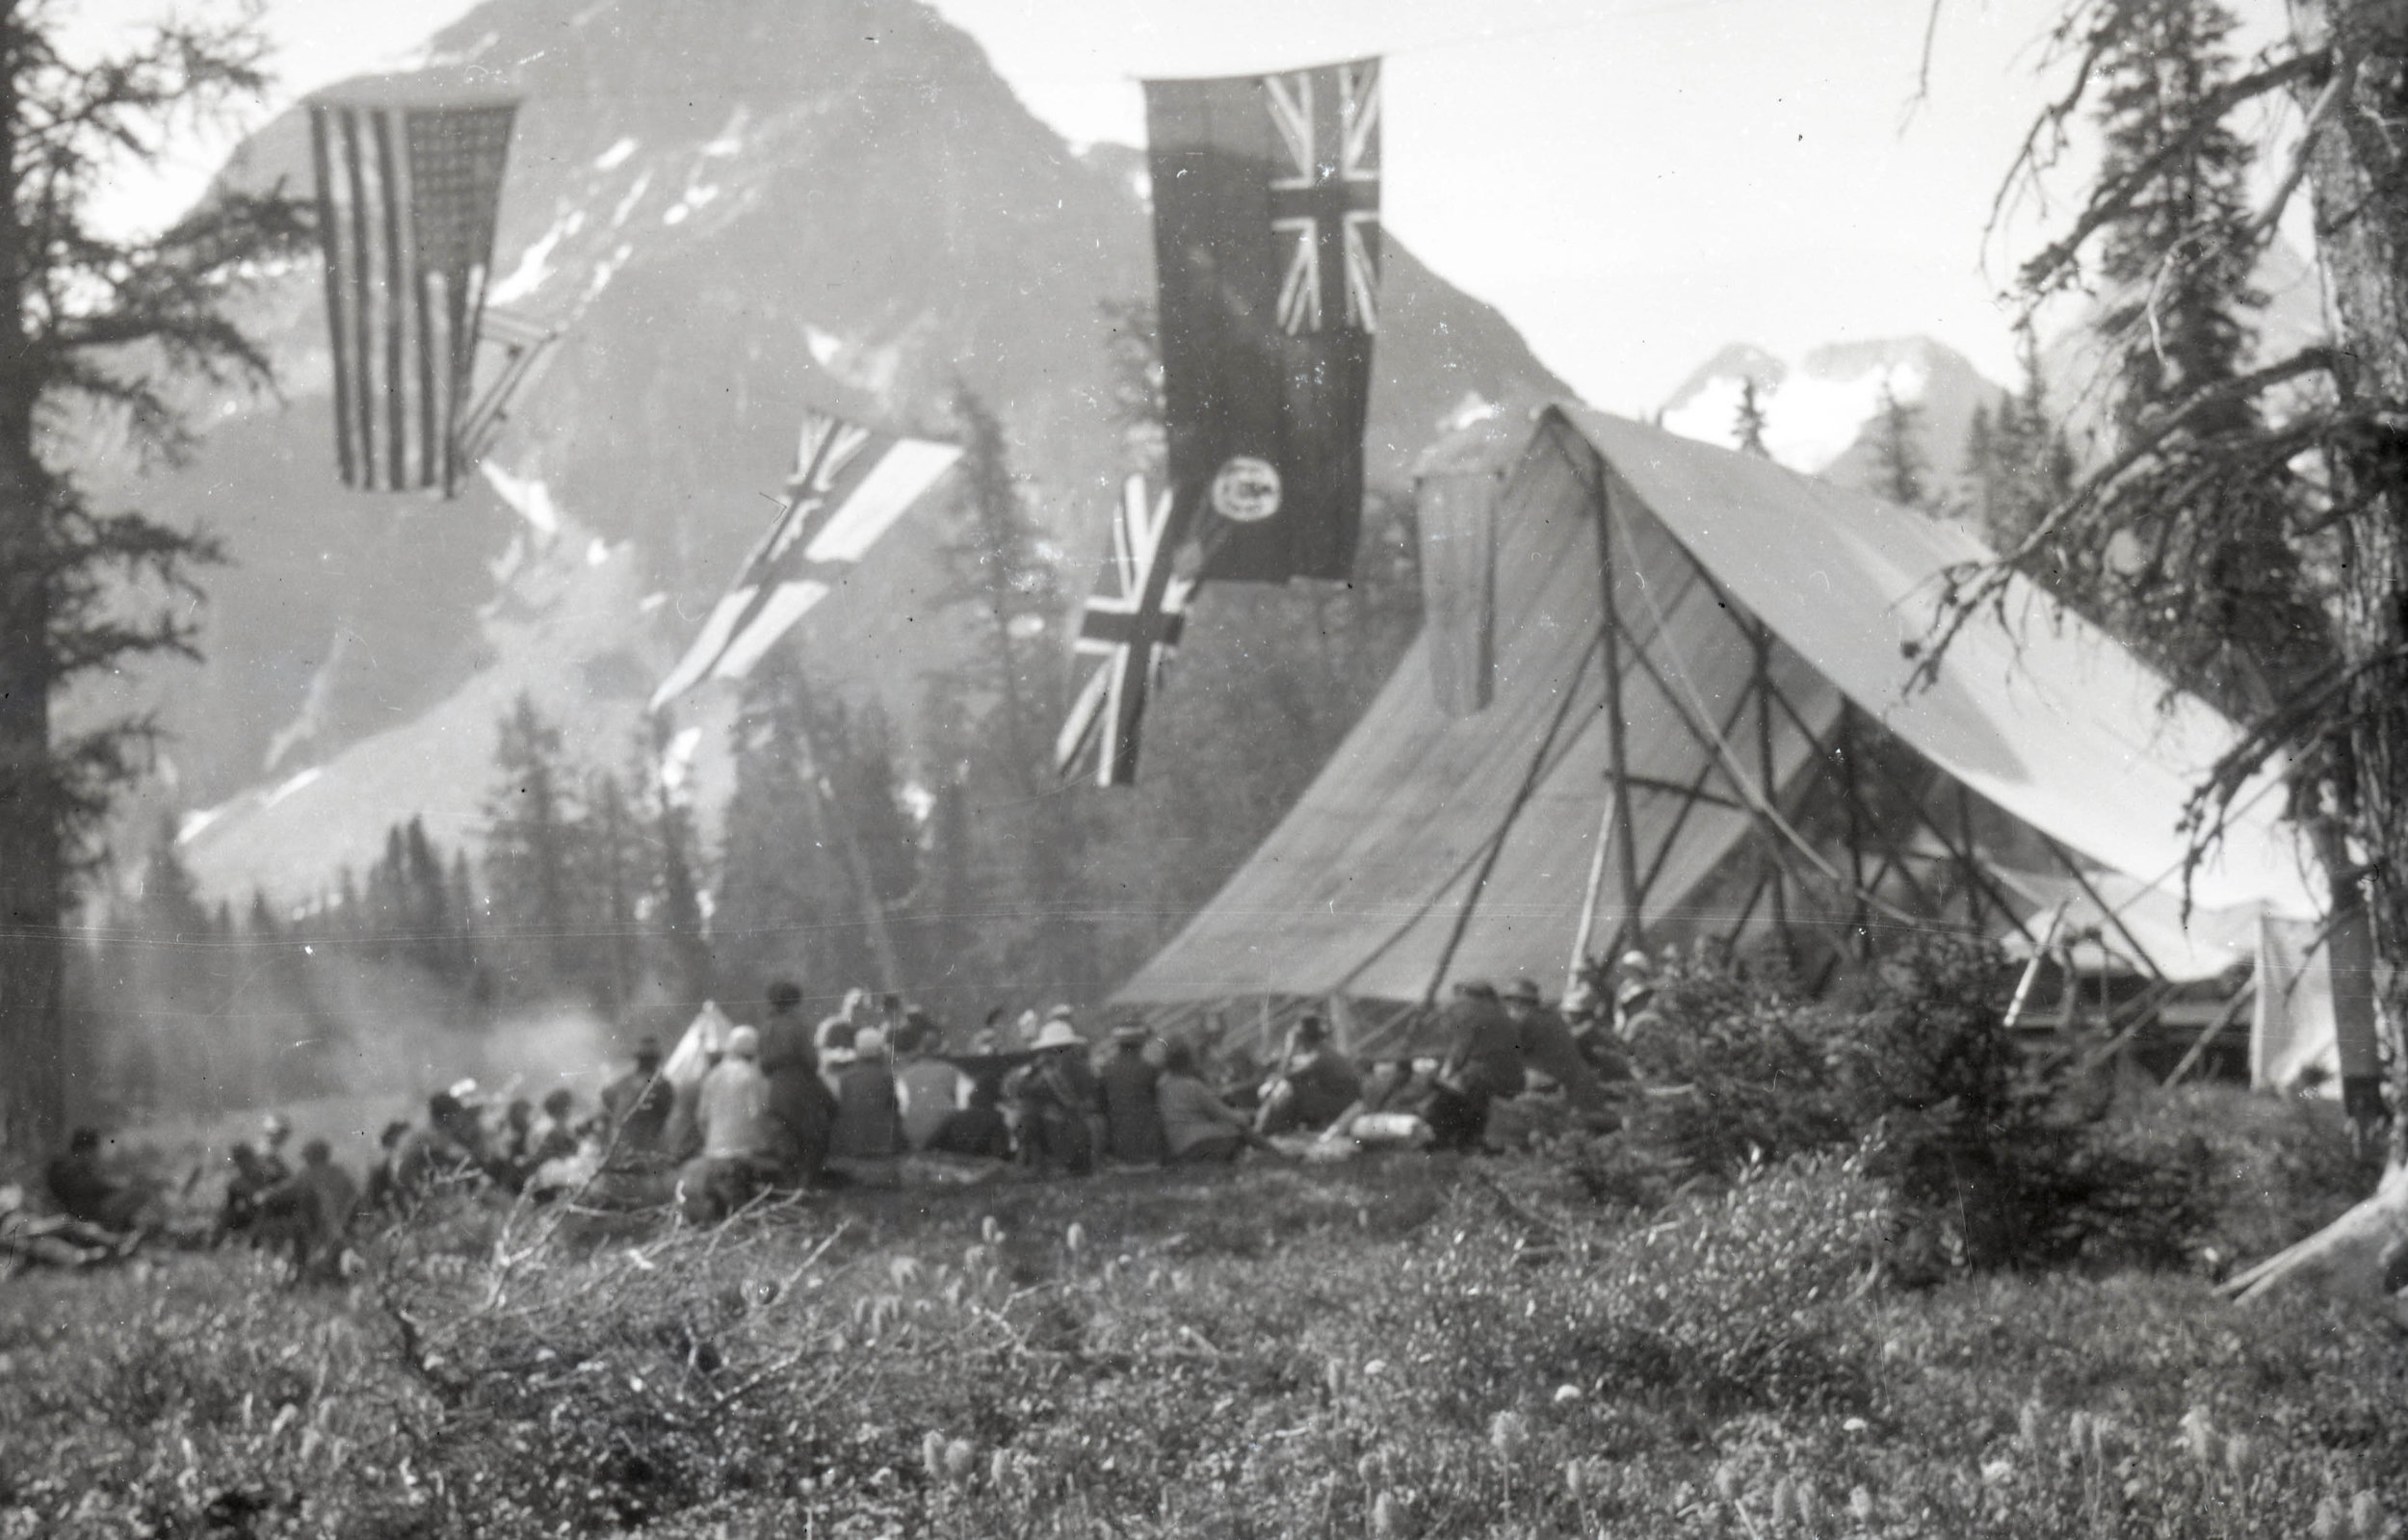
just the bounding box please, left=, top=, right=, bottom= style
left=309, top=91, right=518, bottom=495
left=1056, top=474, right=1196, bottom=786
left=650, top=412, right=962, bottom=711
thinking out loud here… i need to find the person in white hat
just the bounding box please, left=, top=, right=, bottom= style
left=1005, top=1015, right=1100, bottom=1173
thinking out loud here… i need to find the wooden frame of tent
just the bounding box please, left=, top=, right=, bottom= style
left=1115, top=407, right=2319, bottom=1075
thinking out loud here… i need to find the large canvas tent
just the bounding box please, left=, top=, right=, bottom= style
left=1116, top=406, right=2332, bottom=1065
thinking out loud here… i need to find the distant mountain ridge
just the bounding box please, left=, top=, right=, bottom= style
left=112, top=0, right=1573, bottom=905
left=1659, top=335, right=2007, bottom=501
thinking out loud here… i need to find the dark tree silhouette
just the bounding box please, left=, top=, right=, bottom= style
left=0, top=6, right=310, bottom=1155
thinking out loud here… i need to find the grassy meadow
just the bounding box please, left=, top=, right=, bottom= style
left=4, top=1081, right=2406, bottom=1539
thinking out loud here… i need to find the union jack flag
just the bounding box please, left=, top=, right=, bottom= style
left=1056, top=474, right=1196, bottom=787
left=650, top=410, right=960, bottom=711
left=1268, top=58, right=1381, bottom=335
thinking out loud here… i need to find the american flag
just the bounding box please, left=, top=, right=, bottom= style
left=1056, top=474, right=1196, bottom=787
left=1267, top=58, right=1381, bottom=336
left=650, top=410, right=962, bottom=711
left=309, top=95, right=517, bottom=495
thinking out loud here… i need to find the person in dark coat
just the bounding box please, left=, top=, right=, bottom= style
left=46, top=1128, right=144, bottom=1230
left=1098, top=1025, right=1167, bottom=1165
left=600, top=1038, right=675, bottom=1160
left=1502, top=979, right=1618, bottom=1119
left=828, top=1027, right=904, bottom=1161
left=1431, top=980, right=1523, bottom=1146
left=1253, top=1015, right=1363, bottom=1135
left=218, top=1141, right=276, bottom=1243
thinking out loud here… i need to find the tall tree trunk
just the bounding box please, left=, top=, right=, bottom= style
left=2293, top=0, right=2408, bottom=1159
left=0, top=17, right=57, bottom=1161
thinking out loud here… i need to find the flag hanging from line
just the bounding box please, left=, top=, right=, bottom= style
left=649, top=411, right=963, bottom=712
left=1056, top=474, right=1196, bottom=786
left=309, top=92, right=518, bottom=496
left=1143, top=56, right=1382, bottom=583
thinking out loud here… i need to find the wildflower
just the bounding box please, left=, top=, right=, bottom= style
left=1795, top=1479, right=1819, bottom=1530
left=2315, top=1496, right=2345, bottom=1540
left=1553, top=1383, right=1582, bottom=1404
left=2352, top=1492, right=2384, bottom=1540
left=1842, top=1417, right=1869, bottom=1434
left=1980, top=1458, right=2014, bottom=1484
left=921, top=1431, right=946, bottom=1479
left=1325, top=1360, right=1346, bottom=1398
left=981, top=1215, right=1005, bottom=1245
left=943, top=1439, right=977, bottom=1483
left=1770, top=1475, right=1798, bottom=1527
left=1362, top=1358, right=1387, bottom=1377
left=2018, top=1399, right=2043, bottom=1449
left=1487, top=1410, right=1529, bottom=1456
left=990, top=1448, right=1012, bottom=1487
left=1565, top=1459, right=1585, bottom=1501
left=2180, top=1406, right=2217, bottom=1468
left=1850, top=1486, right=1875, bottom=1522
left=1358, top=1451, right=1384, bottom=1487
left=1372, top=1490, right=1401, bottom=1537
left=1065, top=1222, right=1086, bottom=1255
left=2066, top=1410, right=2090, bottom=1455
left=2223, top=1433, right=2255, bottom=1482
left=1714, top=1465, right=1741, bottom=1504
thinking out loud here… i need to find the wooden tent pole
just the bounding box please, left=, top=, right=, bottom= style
left=2164, top=983, right=2255, bottom=1086
left=1566, top=813, right=1614, bottom=999
left=1590, top=457, right=1645, bottom=955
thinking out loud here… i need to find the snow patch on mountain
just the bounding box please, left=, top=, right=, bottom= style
left=593, top=137, right=638, bottom=171
left=489, top=211, right=578, bottom=306
left=1660, top=337, right=2005, bottom=501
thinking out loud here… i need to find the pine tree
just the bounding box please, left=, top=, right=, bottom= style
left=644, top=719, right=712, bottom=1004
left=937, top=384, right=1086, bottom=999
left=1870, top=379, right=1929, bottom=510
left=1733, top=378, right=1771, bottom=458
left=2082, top=0, right=2324, bottom=720
left=0, top=12, right=310, bottom=1153
left=482, top=693, right=582, bottom=1004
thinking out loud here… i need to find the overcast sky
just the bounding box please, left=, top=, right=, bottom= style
left=74, top=0, right=2305, bottom=412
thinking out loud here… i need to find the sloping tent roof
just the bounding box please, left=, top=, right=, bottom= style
left=1116, top=405, right=2320, bottom=1010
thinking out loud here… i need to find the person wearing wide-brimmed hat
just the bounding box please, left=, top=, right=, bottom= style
left=1005, top=1014, right=1100, bottom=1174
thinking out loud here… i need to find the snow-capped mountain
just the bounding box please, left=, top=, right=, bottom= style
left=93, top=0, right=1572, bottom=904
left=1659, top=336, right=2007, bottom=498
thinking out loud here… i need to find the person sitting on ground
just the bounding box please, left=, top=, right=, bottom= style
left=1158, top=1042, right=1283, bottom=1164
left=363, top=1120, right=411, bottom=1213
left=390, top=1092, right=484, bottom=1198
left=600, top=1038, right=675, bottom=1161
left=1006, top=1015, right=1101, bottom=1175
left=257, top=1112, right=295, bottom=1186
left=529, top=1089, right=583, bottom=1163
left=758, top=979, right=813, bottom=1077
left=218, top=1141, right=277, bottom=1243
left=1098, top=1023, right=1167, bottom=1166
left=684, top=1024, right=774, bottom=1222
left=1502, top=979, right=1618, bottom=1122
left=764, top=999, right=838, bottom=1188
left=895, top=1022, right=971, bottom=1155
left=829, top=1026, right=904, bottom=1162
left=1434, top=980, right=1524, bottom=1149
left=1253, top=1015, right=1364, bottom=1136
left=930, top=1040, right=1015, bottom=1160
left=47, top=1127, right=145, bottom=1231
left=261, top=1137, right=357, bottom=1282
